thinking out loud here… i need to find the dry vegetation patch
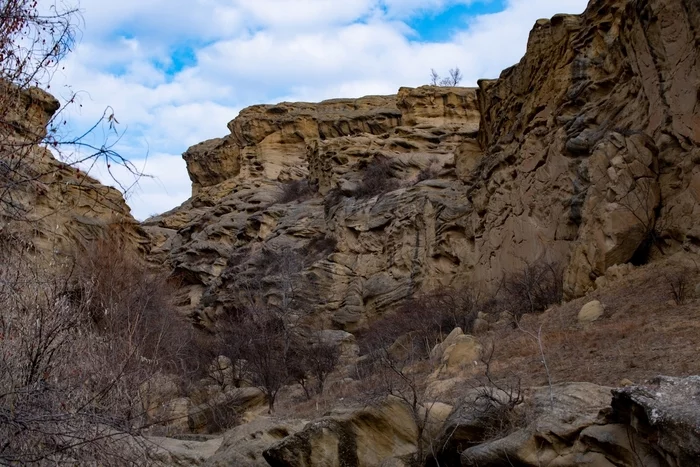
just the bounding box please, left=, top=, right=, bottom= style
left=487, top=257, right=700, bottom=388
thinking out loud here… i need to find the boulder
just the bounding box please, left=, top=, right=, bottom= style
left=458, top=383, right=612, bottom=466
left=430, top=327, right=464, bottom=360
left=578, top=300, right=604, bottom=323
left=204, top=417, right=307, bottom=467
left=609, top=376, right=700, bottom=465
left=436, top=335, right=481, bottom=376
left=263, top=398, right=419, bottom=466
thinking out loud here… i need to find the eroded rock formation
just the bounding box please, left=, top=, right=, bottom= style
left=144, top=0, right=700, bottom=331
left=0, top=85, right=149, bottom=260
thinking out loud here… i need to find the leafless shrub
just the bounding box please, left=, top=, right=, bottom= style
left=664, top=267, right=691, bottom=305
left=473, top=342, right=525, bottom=440
left=359, top=287, right=481, bottom=359
left=0, top=232, right=198, bottom=464
left=429, top=343, right=525, bottom=466
left=277, top=179, right=315, bottom=204
left=355, top=155, right=400, bottom=199
left=429, top=67, right=463, bottom=86
left=364, top=334, right=435, bottom=464
left=306, top=340, right=341, bottom=395
left=501, top=258, right=563, bottom=324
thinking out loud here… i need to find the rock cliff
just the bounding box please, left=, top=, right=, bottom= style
left=0, top=85, right=149, bottom=260
left=144, top=0, right=700, bottom=330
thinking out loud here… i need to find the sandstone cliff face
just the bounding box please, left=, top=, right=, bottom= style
left=145, top=87, right=480, bottom=328
left=146, top=0, right=700, bottom=329
left=0, top=86, right=149, bottom=259
left=474, top=0, right=700, bottom=296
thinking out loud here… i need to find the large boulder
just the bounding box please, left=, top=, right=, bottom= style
left=431, top=382, right=613, bottom=466
left=204, top=417, right=307, bottom=467
left=263, top=398, right=419, bottom=467
left=609, top=375, right=700, bottom=465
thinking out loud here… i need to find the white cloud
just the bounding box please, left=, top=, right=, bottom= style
left=53, top=0, right=589, bottom=220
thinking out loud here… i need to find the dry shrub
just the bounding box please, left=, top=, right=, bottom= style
left=664, top=267, right=692, bottom=305
left=277, top=179, right=315, bottom=204
left=0, top=233, right=199, bottom=464
left=355, top=155, right=400, bottom=198
left=500, top=258, right=563, bottom=324
left=359, top=287, right=481, bottom=359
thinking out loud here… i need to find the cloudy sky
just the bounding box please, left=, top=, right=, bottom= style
left=50, top=0, right=589, bottom=220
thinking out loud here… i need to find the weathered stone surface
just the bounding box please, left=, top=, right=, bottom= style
left=141, top=80, right=483, bottom=327
left=474, top=0, right=700, bottom=297
left=610, top=375, right=700, bottom=465
left=0, top=86, right=150, bottom=263
left=434, top=377, right=700, bottom=466
left=148, top=435, right=223, bottom=466
left=184, top=137, right=241, bottom=195
left=457, top=383, right=612, bottom=466
left=204, top=417, right=307, bottom=467
left=143, top=0, right=700, bottom=332
left=263, top=398, right=419, bottom=467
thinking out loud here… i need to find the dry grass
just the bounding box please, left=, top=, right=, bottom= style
left=488, top=257, right=700, bottom=388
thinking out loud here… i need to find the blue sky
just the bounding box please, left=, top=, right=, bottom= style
left=51, top=0, right=589, bottom=220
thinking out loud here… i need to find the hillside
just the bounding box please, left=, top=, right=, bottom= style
left=2, top=0, right=700, bottom=465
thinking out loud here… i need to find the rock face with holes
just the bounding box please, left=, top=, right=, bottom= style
left=144, top=0, right=700, bottom=331
left=144, top=87, right=481, bottom=329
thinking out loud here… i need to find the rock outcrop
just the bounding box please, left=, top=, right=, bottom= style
left=0, top=85, right=149, bottom=260
left=144, top=87, right=480, bottom=328
left=262, top=398, right=420, bottom=467
left=144, top=0, right=700, bottom=330
left=434, top=377, right=700, bottom=467
left=204, top=418, right=307, bottom=467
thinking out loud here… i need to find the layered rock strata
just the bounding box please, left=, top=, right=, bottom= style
left=145, top=0, right=700, bottom=329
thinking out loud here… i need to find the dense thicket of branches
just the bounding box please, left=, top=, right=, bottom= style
left=0, top=232, right=196, bottom=464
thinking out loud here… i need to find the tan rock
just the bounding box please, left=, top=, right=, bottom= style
left=263, top=397, right=419, bottom=466
left=204, top=417, right=307, bottom=467
left=148, top=435, right=223, bottom=466
left=144, top=0, right=700, bottom=333
left=429, top=327, right=464, bottom=360
left=472, top=318, right=490, bottom=335
left=578, top=300, right=604, bottom=323
left=435, top=335, right=482, bottom=377
left=183, top=137, right=241, bottom=195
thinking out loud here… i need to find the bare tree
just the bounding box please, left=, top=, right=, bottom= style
left=0, top=230, right=196, bottom=464
left=443, top=67, right=463, bottom=86
left=362, top=328, right=439, bottom=464
left=430, top=68, right=440, bottom=86
left=501, top=258, right=563, bottom=325
left=429, top=67, right=463, bottom=87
